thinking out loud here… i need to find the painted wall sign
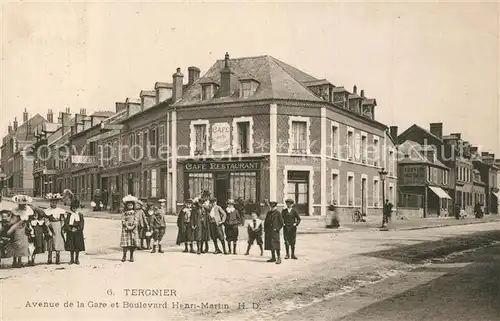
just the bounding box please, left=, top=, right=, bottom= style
left=184, top=161, right=261, bottom=172
left=402, top=165, right=426, bottom=185
left=211, top=122, right=231, bottom=152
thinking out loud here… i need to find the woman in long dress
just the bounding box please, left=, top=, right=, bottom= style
left=64, top=199, right=85, bottom=265
left=4, top=195, right=33, bottom=268
left=120, top=195, right=140, bottom=262
left=44, top=193, right=66, bottom=264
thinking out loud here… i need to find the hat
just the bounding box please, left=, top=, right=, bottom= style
left=12, top=195, right=33, bottom=205
left=269, top=200, right=278, bottom=206
left=193, top=197, right=200, bottom=204
left=227, top=199, right=235, bottom=205
left=47, top=193, right=62, bottom=200
left=285, top=198, right=295, bottom=204
left=122, top=195, right=138, bottom=204
left=158, top=199, right=166, bottom=203
left=70, top=199, right=80, bottom=209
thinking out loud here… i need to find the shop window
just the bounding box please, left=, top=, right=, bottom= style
left=229, top=172, right=257, bottom=203
left=188, top=173, right=213, bottom=199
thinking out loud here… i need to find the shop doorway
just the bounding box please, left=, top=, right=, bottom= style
left=215, top=173, right=229, bottom=208
left=286, top=171, right=309, bottom=215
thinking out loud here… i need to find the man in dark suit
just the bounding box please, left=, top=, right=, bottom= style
left=264, top=201, right=283, bottom=264
left=281, top=199, right=301, bottom=259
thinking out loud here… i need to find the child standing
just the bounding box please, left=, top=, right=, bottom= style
left=150, top=205, right=166, bottom=253
left=245, top=211, right=263, bottom=256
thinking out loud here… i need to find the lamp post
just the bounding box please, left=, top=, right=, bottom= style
left=378, top=168, right=388, bottom=228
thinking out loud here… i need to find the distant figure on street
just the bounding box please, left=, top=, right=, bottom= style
left=474, top=202, right=484, bottom=218
left=264, top=201, right=284, bottom=264
left=245, top=210, right=263, bottom=256
left=382, top=199, right=393, bottom=227
left=282, top=199, right=301, bottom=260
left=102, top=189, right=109, bottom=211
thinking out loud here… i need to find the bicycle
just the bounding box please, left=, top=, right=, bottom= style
left=351, top=208, right=366, bottom=223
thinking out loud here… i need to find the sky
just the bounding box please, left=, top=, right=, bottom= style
left=1, top=1, right=499, bottom=155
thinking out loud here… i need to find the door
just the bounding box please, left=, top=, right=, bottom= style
left=361, top=178, right=367, bottom=215
left=287, top=171, right=309, bottom=215
left=215, top=173, right=229, bottom=208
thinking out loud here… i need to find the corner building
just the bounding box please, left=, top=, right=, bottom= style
left=167, top=54, right=397, bottom=218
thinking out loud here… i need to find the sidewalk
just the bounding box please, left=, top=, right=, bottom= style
left=2, top=197, right=499, bottom=233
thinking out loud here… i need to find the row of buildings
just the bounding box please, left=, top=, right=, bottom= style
left=0, top=53, right=498, bottom=218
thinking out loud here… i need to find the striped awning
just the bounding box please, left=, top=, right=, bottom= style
left=428, top=186, right=452, bottom=199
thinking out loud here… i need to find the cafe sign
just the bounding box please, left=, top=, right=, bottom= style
left=184, top=161, right=261, bottom=172
left=211, top=122, right=231, bottom=152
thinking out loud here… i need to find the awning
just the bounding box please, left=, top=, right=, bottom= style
left=429, top=186, right=452, bottom=199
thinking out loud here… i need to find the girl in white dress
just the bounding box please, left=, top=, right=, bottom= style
left=44, top=193, right=66, bottom=264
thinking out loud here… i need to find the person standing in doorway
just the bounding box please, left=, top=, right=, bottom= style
left=45, top=193, right=66, bottom=264
left=64, top=199, right=85, bottom=265
left=208, top=198, right=227, bottom=254
left=282, top=199, right=301, bottom=260
left=264, top=201, right=283, bottom=264
left=225, top=199, right=244, bottom=255
left=176, top=199, right=195, bottom=253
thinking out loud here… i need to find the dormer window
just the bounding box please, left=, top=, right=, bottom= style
left=202, top=84, right=214, bottom=100
left=239, top=80, right=258, bottom=98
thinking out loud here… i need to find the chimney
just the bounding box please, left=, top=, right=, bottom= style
left=115, top=102, right=127, bottom=113
left=188, top=66, right=201, bottom=86
left=59, top=110, right=72, bottom=134
left=79, top=108, right=87, bottom=116
left=140, top=90, right=156, bottom=110
left=429, top=123, right=443, bottom=139
left=220, top=52, right=233, bottom=97
left=172, top=68, right=184, bottom=102
left=13, top=117, right=18, bottom=131
left=8, top=122, right=12, bottom=134
left=360, top=89, right=365, bottom=98
left=353, top=85, right=357, bottom=94
left=451, top=133, right=461, bottom=140
left=65, top=107, right=71, bottom=114
left=155, top=82, right=173, bottom=104
left=125, top=98, right=141, bottom=117
left=47, top=109, right=54, bottom=123
left=23, top=108, right=28, bottom=123
left=389, top=126, right=398, bottom=141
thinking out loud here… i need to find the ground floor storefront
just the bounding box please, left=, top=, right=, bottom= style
left=398, top=185, right=452, bottom=218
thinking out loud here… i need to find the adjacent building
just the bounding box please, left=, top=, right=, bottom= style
left=0, top=109, right=47, bottom=196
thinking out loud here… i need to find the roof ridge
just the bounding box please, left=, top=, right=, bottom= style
left=269, top=56, right=318, bottom=82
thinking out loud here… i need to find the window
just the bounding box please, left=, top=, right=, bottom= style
left=159, top=124, right=165, bottom=147
left=194, top=124, right=208, bottom=155
left=373, top=137, right=379, bottom=166
left=150, top=127, right=158, bottom=158
left=187, top=173, right=213, bottom=199
left=142, top=171, right=149, bottom=198
left=332, top=172, right=339, bottom=204
left=143, top=130, right=149, bottom=158
left=240, top=81, right=253, bottom=98
left=202, top=85, right=213, bottom=100
left=361, top=134, right=367, bottom=163
left=150, top=169, right=157, bottom=198
left=135, top=132, right=141, bottom=159
left=373, top=178, right=380, bottom=207
left=290, top=121, right=308, bottom=154
left=229, top=172, right=257, bottom=203
left=331, top=124, right=339, bottom=157
left=237, top=122, right=250, bottom=153
left=347, top=174, right=354, bottom=206
left=347, top=130, right=354, bottom=160
left=442, top=170, right=448, bottom=185
left=389, top=150, right=394, bottom=175
left=121, top=135, right=127, bottom=162
left=113, top=140, right=119, bottom=165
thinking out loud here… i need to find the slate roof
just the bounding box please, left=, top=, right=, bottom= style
left=174, top=55, right=324, bottom=106
left=398, top=140, right=448, bottom=169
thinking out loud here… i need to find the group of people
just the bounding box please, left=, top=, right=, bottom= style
left=175, top=197, right=301, bottom=264
left=119, top=195, right=167, bottom=262
left=0, top=193, right=85, bottom=268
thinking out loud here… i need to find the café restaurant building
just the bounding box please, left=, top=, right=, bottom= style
left=165, top=53, right=398, bottom=217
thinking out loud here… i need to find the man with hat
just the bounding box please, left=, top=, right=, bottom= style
left=192, top=196, right=211, bottom=254
left=176, top=198, right=195, bottom=253
left=224, top=199, right=244, bottom=255
left=45, top=193, right=66, bottom=264
left=282, top=198, right=301, bottom=259
left=208, top=197, right=227, bottom=254
left=264, top=201, right=283, bottom=264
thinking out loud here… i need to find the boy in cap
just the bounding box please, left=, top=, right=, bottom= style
left=282, top=198, right=301, bottom=259
left=245, top=210, right=263, bottom=256
left=264, top=201, right=283, bottom=264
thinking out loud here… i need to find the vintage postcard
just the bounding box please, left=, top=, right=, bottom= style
left=0, top=1, right=499, bottom=320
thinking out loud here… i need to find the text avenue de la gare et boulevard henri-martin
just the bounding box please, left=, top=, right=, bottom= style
left=24, top=288, right=260, bottom=310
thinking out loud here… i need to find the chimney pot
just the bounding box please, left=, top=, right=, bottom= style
left=13, top=117, right=18, bottom=131
left=360, top=89, right=365, bottom=98
left=65, top=107, right=71, bottom=114
left=220, top=53, right=233, bottom=97
left=224, top=52, right=230, bottom=68
left=172, top=68, right=184, bottom=102
left=353, top=85, right=357, bottom=94
left=188, top=66, right=201, bottom=86
left=23, top=108, right=28, bottom=123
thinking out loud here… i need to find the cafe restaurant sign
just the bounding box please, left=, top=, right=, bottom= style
left=211, top=122, right=231, bottom=152
left=184, top=161, right=261, bottom=172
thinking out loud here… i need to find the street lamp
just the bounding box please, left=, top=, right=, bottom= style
left=378, top=167, right=388, bottom=228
